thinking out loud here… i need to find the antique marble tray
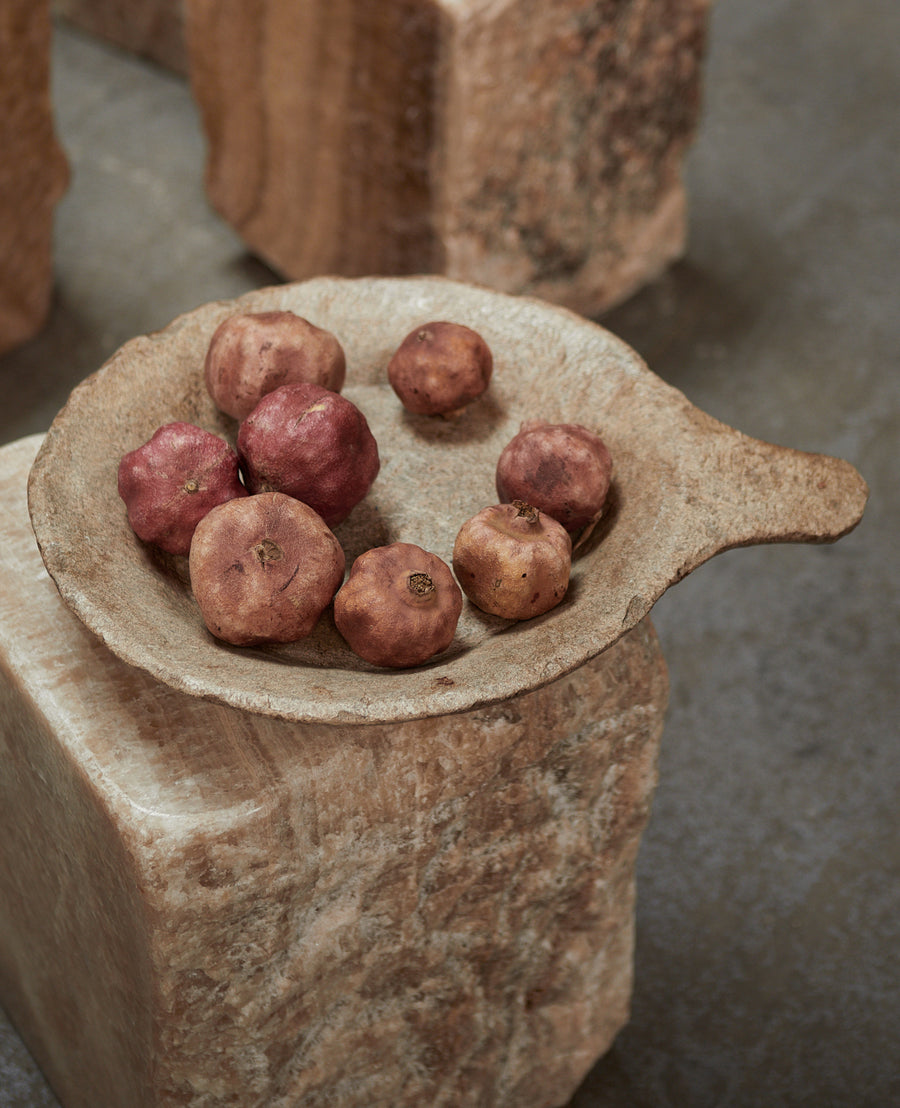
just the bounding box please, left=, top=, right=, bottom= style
left=27, top=276, right=867, bottom=724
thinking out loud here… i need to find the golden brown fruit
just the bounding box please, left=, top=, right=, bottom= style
left=387, top=321, right=492, bottom=416
left=452, top=500, right=572, bottom=620
left=188, top=491, right=345, bottom=645
left=204, top=310, right=346, bottom=420
left=117, top=421, right=247, bottom=556
left=237, top=382, right=380, bottom=528
left=495, top=419, right=612, bottom=533
left=334, top=542, right=463, bottom=668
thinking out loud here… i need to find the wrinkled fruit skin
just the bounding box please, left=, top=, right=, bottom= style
left=452, top=501, right=572, bottom=620
left=387, top=321, right=493, bottom=416
left=189, top=491, right=345, bottom=646
left=205, top=310, right=346, bottom=420
left=117, top=421, right=247, bottom=556
left=495, top=420, right=613, bottom=533
left=238, top=382, right=380, bottom=528
left=334, top=542, right=463, bottom=668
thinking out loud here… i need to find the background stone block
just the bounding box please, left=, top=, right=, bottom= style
left=0, top=434, right=669, bottom=1107
left=0, top=1, right=69, bottom=356
left=54, top=0, right=188, bottom=72
left=185, top=0, right=711, bottom=316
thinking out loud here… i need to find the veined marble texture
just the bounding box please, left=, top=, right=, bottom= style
left=0, top=435, right=667, bottom=1106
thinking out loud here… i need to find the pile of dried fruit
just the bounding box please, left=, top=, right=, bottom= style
left=117, top=309, right=613, bottom=668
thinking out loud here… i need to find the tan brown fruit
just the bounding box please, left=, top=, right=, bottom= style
left=387, top=321, right=492, bottom=416
left=117, top=421, right=247, bottom=556
left=205, top=310, right=346, bottom=419
left=452, top=500, right=572, bottom=620
left=334, top=542, right=462, bottom=668
left=237, top=382, right=380, bottom=528
left=188, top=491, right=345, bottom=646
left=495, top=419, right=613, bottom=533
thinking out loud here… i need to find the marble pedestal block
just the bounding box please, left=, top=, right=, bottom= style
left=185, top=0, right=710, bottom=317
left=0, top=435, right=668, bottom=1107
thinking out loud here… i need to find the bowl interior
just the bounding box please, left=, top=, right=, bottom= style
left=28, top=276, right=706, bottom=724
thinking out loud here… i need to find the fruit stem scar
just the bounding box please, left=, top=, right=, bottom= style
left=253, top=538, right=283, bottom=564
left=408, top=572, right=435, bottom=596
left=183, top=478, right=200, bottom=493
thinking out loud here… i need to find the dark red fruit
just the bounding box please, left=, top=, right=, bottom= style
left=117, top=421, right=247, bottom=555
left=237, top=382, right=380, bottom=528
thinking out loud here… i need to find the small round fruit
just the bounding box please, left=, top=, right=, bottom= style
left=238, top=382, right=380, bottom=528
left=117, top=421, right=247, bottom=556
left=334, top=543, right=463, bottom=668
left=495, top=420, right=612, bottom=533
left=205, top=310, right=346, bottom=420
left=452, top=500, right=572, bottom=620
left=189, top=492, right=345, bottom=646
left=387, top=321, right=493, bottom=416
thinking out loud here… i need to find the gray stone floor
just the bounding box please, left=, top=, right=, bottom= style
left=1, top=1, right=898, bottom=1104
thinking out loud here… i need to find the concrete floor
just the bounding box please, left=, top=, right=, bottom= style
left=2, top=1, right=898, bottom=1104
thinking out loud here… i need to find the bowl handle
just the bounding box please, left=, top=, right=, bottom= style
left=679, top=412, right=869, bottom=569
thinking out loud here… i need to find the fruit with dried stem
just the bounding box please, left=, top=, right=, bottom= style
left=495, top=420, right=612, bottom=534
left=117, top=421, right=247, bottom=556
left=334, top=542, right=463, bottom=668
left=387, top=321, right=493, bottom=416
left=188, top=491, right=345, bottom=645
left=238, top=382, right=380, bottom=528
left=452, top=500, right=572, bottom=620
left=205, top=310, right=346, bottom=420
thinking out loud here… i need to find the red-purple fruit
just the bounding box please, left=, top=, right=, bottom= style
left=387, top=321, right=493, bottom=417
left=238, top=382, right=380, bottom=528
left=495, top=420, right=612, bottom=533
left=117, top=421, right=247, bottom=556
left=188, top=491, right=345, bottom=645
left=452, top=500, right=572, bottom=620
left=334, top=542, right=463, bottom=668
left=205, top=310, right=346, bottom=420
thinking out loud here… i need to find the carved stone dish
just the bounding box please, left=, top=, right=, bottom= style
left=27, top=277, right=868, bottom=724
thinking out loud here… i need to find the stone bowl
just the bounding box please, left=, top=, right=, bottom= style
left=27, top=276, right=868, bottom=724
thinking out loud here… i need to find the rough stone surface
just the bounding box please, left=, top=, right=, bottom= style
left=27, top=277, right=868, bottom=726
left=55, top=0, right=188, bottom=72
left=1, top=433, right=667, bottom=1107
left=184, top=0, right=711, bottom=316
left=0, top=1, right=69, bottom=356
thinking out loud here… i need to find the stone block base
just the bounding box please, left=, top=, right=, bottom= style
left=0, top=434, right=668, bottom=1107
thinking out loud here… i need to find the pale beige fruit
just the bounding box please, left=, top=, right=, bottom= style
left=452, top=500, right=572, bottom=620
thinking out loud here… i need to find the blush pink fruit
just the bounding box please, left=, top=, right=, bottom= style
left=334, top=542, right=463, bottom=668
left=188, top=491, right=345, bottom=646
left=117, top=421, right=247, bottom=555
left=452, top=500, right=572, bottom=620
left=237, top=382, right=380, bottom=528
left=495, top=420, right=612, bottom=533
left=205, top=310, right=346, bottom=420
